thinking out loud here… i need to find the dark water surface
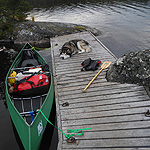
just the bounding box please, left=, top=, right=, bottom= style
left=1, top=0, right=150, bottom=149
left=26, top=0, right=150, bottom=57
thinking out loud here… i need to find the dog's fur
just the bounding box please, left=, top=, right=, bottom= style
left=59, top=39, right=92, bottom=59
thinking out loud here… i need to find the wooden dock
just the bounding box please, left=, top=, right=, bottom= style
left=50, top=32, right=150, bottom=150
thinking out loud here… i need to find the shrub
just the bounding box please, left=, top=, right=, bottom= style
left=0, top=0, right=32, bottom=39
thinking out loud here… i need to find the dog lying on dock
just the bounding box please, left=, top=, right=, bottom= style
left=59, top=39, right=92, bottom=59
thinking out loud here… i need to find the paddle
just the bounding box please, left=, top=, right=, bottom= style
left=82, top=61, right=111, bottom=92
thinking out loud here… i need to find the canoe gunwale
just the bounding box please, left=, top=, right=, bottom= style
left=5, top=43, right=55, bottom=150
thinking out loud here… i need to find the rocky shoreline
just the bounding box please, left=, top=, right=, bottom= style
left=106, top=49, right=150, bottom=93
left=0, top=47, right=17, bottom=100
left=0, top=21, right=101, bottom=100
left=1, top=21, right=150, bottom=100
left=1, top=21, right=101, bottom=50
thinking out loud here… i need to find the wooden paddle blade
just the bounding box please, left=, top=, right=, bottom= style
left=101, top=61, right=111, bottom=69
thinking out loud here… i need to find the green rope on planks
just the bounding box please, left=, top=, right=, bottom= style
left=38, top=109, right=91, bottom=139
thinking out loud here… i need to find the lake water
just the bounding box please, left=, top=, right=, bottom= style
left=27, top=0, right=150, bottom=57
left=1, top=0, right=150, bottom=149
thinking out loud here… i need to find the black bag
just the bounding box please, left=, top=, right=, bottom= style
left=22, top=49, right=36, bottom=60
left=81, top=58, right=101, bottom=71
left=21, top=49, right=39, bottom=67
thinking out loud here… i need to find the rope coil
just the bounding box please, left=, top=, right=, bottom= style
left=38, top=109, right=91, bottom=139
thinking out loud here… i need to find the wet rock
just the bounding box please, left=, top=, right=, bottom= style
left=0, top=40, right=14, bottom=49
left=106, top=49, right=150, bottom=88
left=0, top=47, right=17, bottom=100
left=0, top=47, right=17, bottom=81
left=0, top=81, right=5, bottom=101
left=13, top=21, right=101, bottom=50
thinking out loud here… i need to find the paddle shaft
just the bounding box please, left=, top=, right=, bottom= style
left=82, top=61, right=111, bottom=92
left=82, top=68, right=103, bottom=92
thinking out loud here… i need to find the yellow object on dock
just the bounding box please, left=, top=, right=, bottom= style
left=82, top=61, right=112, bottom=92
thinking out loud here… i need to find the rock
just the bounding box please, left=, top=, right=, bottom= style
left=13, top=21, right=101, bottom=50
left=0, top=40, right=14, bottom=49
left=0, top=47, right=17, bottom=80
left=106, top=49, right=150, bottom=88
left=0, top=47, right=17, bottom=100
left=0, top=81, right=5, bottom=100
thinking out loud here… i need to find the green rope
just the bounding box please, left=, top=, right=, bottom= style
left=32, top=44, right=56, bottom=51
left=38, top=109, right=91, bottom=139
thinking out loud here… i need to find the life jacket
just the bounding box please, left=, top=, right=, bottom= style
left=81, top=58, right=101, bottom=71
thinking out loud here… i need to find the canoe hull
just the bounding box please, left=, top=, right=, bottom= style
left=5, top=43, right=54, bottom=150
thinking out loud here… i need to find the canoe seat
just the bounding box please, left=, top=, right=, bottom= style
left=20, top=111, right=36, bottom=116
left=21, top=59, right=39, bottom=67
left=20, top=111, right=37, bottom=122
left=11, top=65, right=42, bottom=71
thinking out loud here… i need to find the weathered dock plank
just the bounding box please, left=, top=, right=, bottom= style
left=62, top=138, right=150, bottom=148
left=50, top=32, right=150, bottom=150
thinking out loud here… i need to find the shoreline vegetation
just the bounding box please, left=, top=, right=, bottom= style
left=0, top=0, right=31, bottom=40
left=13, top=20, right=101, bottom=50
left=1, top=0, right=150, bottom=98
left=1, top=20, right=101, bottom=50
left=0, top=0, right=101, bottom=49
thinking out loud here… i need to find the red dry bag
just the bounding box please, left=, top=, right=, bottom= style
left=13, top=74, right=50, bottom=96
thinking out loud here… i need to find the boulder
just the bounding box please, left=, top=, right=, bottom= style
left=0, top=47, right=17, bottom=100
left=106, top=49, right=150, bottom=88
left=13, top=21, right=101, bottom=50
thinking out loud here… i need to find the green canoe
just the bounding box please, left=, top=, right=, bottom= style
left=5, top=43, right=54, bottom=150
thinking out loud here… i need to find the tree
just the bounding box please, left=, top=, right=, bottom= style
left=0, top=0, right=32, bottom=39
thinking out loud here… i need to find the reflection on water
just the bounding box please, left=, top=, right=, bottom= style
left=27, top=0, right=150, bottom=57
left=1, top=0, right=150, bottom=149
